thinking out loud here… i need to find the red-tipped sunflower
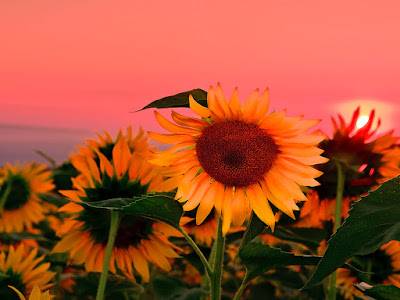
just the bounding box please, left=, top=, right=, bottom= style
left=0, top=245, right=55, bottom=299
left=299, top=108, right=400, bottom=225
left=149, top=84, right=328, bottom=235
left=0, top=162, right=55, bottom=232
left=52, top=130, right=180, bottom=282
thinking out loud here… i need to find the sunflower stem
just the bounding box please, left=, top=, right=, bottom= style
left=179, top=227, right=213, bottom=278
left=233, top=279, right=247, bottom=300
left=328, top=161, right=345, bottom=300
left=0, top=176, right=13, bottom=216
left=96, top=210, right=120, bottom=300
left=210, top=217, right=225, bottom=300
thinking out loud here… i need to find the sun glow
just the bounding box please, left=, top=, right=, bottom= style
left=356, top=115, right=369, bottom=129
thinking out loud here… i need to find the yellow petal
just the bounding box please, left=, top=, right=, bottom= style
left=8, top=286, right=26, bottom=300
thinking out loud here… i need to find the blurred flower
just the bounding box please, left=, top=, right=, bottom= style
left=0, top=162, right=55, bottom=232
left=0, top=245, right=55, bottom=298
left=338, top=240, right=400, bottom=299
left=181, top=210, right=218, bottom=247
left=149, top=84, right=327, bottom=235
left=52, top=130, right=180, bottom=282
left=8, top=284, right=50, bottom=300
left=300, top=108, right=400, bottom=225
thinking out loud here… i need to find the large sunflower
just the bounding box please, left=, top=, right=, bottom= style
left=0, top=162, right=55, bottom=232
left=337, top=240, right=400, bottom=299
left=299, top=108, right=400, bottom=225
left=52, top=132, right=180, bottom=282
left=149, top=84, right=327, bottom=234
left=0, top=245, right=55, bottom=299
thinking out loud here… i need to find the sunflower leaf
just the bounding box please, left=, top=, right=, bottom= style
left=239, top=242, right=321, bottom=284
left=37, top=193, right=69, bottom=207
left=355, top=283, right=400, bottom=300
left=151, top=275, right=208, bottom=300
left=303, top=176, right=400, bottom=289
left=264, top=226, right=327, bottom=252
left=71, top=197, right=132, bottom=210
left=121, top=193, right=183, bottom=229
left=239, top=213, right=266, bottom=250
left=72, top=272, right=144, bottom=299
left=136, top=89, right=208, bottom=111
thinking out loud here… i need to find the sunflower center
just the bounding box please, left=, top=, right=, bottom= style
left=196, top=121, right=279, bottom=187
left=364, top=248, right=394, bottom=284
left=114, top=215, right=155, bottom=248
left=0, top=175, right=30, bottom=210
left=0, top=270, right=25, bottom=299
left=77, top=172, right=152, bottom=245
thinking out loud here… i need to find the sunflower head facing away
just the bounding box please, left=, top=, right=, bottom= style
left=52, top=129, right=180, bottom=282
left=0, top=162, right=55, bottom=232
left=0, top=245, right=55, bottom=299
left=313, top=107, right=400, bottom=200
left=149, top=84, right=328, bottom=234
left=337, top=240, right=400, bottom=299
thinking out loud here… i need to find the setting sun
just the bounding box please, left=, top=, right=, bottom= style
left=356, top=115, right=370, bottom=129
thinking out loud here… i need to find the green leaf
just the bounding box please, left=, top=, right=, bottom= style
left=303, top=176, right=400, bottom=289
left=266, top=226, right=327, bottom=252
left=72, top=193, right=183, bottom=229
left=37, top=193, right=69, bottom=207
left=355, top=283, right=400, bottom=300
left=73, top=197, right=132, bottom=210
left=239, top=242, right=321, bottom=284
left=0, top=232, right=49, bottom=242
left=72, top=272, right=143, bottom=299
left=121, top=194, right=183, bottom=229
left=137, top=89, right=207, bottom=111
left=35, top=150, right=56, bottom=168
left=239, top=213, right=266, bottom=250
left=151, top=275, right=208, bottom=300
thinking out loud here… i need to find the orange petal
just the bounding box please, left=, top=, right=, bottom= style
left=154, top=111, right=200, bottom=135
left=189, top=95, right=211, bottom=118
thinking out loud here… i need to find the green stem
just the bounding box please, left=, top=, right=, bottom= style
left=0, top=177, right=13, bottom=216
left=328, top=161, right=345, bottom=300
left=210, top=218, right=225, bottom=300
left=366, top=259, right=372, bottom=282
left=233, top=279, right=247, bottom=300
left=96, top=211, right=120, bottom=300
left=179, top=227, right=212, bottom=278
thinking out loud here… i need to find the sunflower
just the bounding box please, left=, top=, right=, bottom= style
left=8, top=284, right=50, bottom=300
left=337, top=240, right=400, bottom=299
left=52, top=132, right=180, bottom=282
left=0, top=162, right=55, bottom=232
left=149, top=84, right=327, bottom=234
left=0, top=245, right=55, bottom=299
left=181, top=209, right=218, bottom=247
left=299, top=108, right=400, bottom=225
left=73, top=126, right=151, bottom=163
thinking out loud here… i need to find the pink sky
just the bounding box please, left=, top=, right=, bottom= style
left=1, top=1, right=400, bottom=163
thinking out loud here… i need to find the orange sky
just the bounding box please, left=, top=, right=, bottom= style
left=1, top=1, right=400, bottom=163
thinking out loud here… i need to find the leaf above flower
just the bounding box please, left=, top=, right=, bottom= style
left=136, top=89, right=207, bottom=111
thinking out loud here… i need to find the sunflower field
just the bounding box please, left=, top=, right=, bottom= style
left=1, top=85, right=400, bottom=300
